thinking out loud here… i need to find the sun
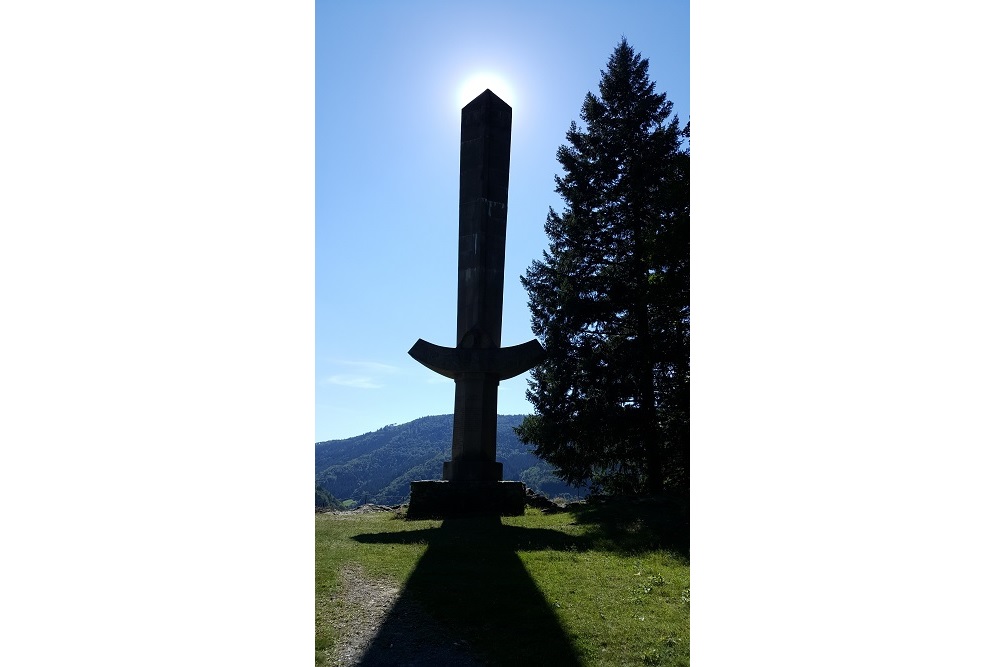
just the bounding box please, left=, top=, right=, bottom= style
left=457, top=72, right=516, bottom=108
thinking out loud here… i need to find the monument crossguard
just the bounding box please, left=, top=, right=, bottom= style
left=407, top=89, right=545, bottom=518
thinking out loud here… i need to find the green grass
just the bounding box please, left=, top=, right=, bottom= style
left=316, top=500, right=689, bottom=666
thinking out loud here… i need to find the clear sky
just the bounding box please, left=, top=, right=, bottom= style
left=316, top=0, right=690, bottom=441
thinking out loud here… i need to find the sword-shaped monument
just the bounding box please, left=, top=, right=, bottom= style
left=407, top=89, right=545, bottom=518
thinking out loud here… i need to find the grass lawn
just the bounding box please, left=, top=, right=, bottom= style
left=316, top=498, right=688, bottom=666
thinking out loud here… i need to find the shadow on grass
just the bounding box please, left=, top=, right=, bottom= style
left=566, top=495, right=689, bottom=559
left=353, top=516, right=584, bottom=666
left=349, top=499, right=688, bottom=665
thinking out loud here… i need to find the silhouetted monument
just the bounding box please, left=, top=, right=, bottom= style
left=408, top=89, right=545, bottom=518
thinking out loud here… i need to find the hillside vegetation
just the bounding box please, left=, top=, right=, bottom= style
left=316, top=414, right=583, bottom=505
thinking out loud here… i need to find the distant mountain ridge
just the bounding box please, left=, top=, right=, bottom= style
left=315, top=414, right=584, bottom=505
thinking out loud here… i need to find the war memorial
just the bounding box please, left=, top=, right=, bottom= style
left=407, top=90, right=544, bottom=518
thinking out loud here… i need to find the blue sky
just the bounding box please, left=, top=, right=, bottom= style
left=316, top=0, right=690, bottom=441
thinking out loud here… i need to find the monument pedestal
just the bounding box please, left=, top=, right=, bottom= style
left=407, top=480, right=526, bottom=519
left=442, top=459, right=502, bottom=481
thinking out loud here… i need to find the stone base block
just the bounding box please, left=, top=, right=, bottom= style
left=407, top=480, right=526, bottom=519
left=442, top=460, right=502, bottom=481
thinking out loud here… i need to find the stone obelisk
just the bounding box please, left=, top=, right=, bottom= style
left=407, top=89, right=544, bottom=518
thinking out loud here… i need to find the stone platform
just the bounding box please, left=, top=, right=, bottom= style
left=407, top=480, right=526, bottom=519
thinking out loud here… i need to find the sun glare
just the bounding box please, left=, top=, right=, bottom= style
left=457, top=72, right=516, bottom=108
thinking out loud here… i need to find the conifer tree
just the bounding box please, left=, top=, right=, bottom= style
left=515, top=39, right=689, bottom=496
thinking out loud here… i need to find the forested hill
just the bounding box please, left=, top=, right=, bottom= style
left=315, top=414, right=584, bottom=505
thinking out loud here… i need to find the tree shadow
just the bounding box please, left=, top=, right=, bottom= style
left=352, top=516, right=585, bottom=666
left=566, top=495, right=689, bottom=559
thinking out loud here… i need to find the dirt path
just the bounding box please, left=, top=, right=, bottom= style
left=327, top=563, right=485, bottom=667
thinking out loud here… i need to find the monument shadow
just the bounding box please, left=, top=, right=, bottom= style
left=352, top=516, right=584, bottom=666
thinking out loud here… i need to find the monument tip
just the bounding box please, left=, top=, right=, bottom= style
left=465, top=88, right=510, bottom=111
